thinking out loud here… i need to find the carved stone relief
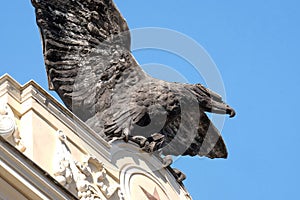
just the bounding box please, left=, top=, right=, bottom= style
left=0, top=102, right=26, bottom=152
left=54, top=130, right=124, bottom=200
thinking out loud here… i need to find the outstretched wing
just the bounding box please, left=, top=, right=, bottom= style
left=31, top=0, right=140, bottom=120
left=32, top=0, right=235, bottom=159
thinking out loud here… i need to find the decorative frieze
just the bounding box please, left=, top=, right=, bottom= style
left=54, top=130, right=123, bottom=200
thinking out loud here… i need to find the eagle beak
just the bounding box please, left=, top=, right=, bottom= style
left=227, top=106, right=236, bottom=118
left=188, top=84, right=236, bottom=118
left=209, top=100, right=236, bottom=118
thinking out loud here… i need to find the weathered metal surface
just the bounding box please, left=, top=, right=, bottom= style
left=31, top=0, right=235, bottom=160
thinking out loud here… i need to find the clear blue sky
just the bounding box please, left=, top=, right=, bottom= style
left=1, top=1, right=300, bottom=199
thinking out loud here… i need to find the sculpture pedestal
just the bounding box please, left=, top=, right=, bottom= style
left=0, top=74, right=192, bottom=200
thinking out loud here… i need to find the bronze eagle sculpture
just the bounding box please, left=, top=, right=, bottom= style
left=31, top=0, right=235, bottom=161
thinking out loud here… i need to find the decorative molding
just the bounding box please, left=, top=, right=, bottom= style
left=54, top=130, right=123, bottom=200
left=119, top=164, right=171, bottom=200
left=0, top=103, right=15, bottom=138
left=0, top=74, right=111, bottom=161
left=0, top=103, right=26, bottom=152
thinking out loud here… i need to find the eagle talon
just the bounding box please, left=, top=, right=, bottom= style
left=123, top=135, right=129, bottom=142
left=130, top=136, right=148, bottom=147
left=173, top=168, right=186, bottom=183
left=140, top=133, right=165, bottom=153
left=162, top=155, right=173, bottom=168
left=123, top=128, right=130, bottom=142
left=122, top=133, right=129, bottom=143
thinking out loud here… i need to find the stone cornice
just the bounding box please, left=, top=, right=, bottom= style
left=0, top=136, right=77, bottom=200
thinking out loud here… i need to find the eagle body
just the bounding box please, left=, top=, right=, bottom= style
left=32, top=0, right=235, bottom=159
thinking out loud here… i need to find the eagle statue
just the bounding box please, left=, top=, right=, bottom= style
left=31, top=0, right=235, bottom=168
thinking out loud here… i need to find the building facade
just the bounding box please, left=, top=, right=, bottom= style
left=0, top=74, right=192, bottom=200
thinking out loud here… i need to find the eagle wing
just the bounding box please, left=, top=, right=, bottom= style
left=32, top=0, right=140, bottom=120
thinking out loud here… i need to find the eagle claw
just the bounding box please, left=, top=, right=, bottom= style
left=162, top=155, right=173, bottom=168
left=129, top=133, right=165, bottom=153
left=130, top=136, right=148, bottom=147
left=173, top=168, right=186, bottom=183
